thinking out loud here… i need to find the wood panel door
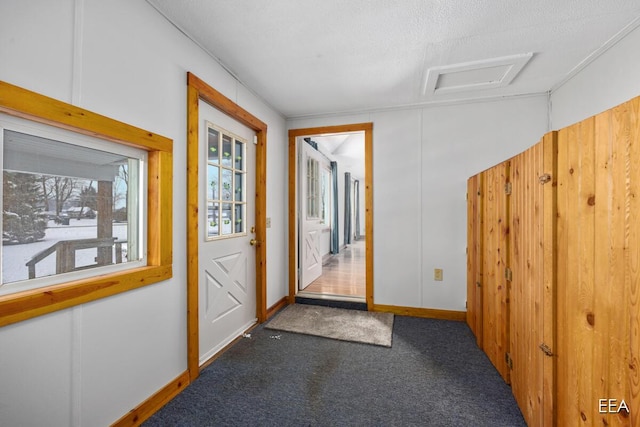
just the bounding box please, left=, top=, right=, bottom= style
left=482, top=160, right=511, bottom=383
left=466, top=173, right=483, bottom=348
left=198, top=101, right=257, bottom=365
left=509, top=133, right=557, bottom=427
left=556, top=97, right=640, bottom=427
left=299, top=140, right=326, bottom=290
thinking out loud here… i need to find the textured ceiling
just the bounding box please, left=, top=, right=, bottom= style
left=314, top=132, right=364, bottom=179
left=148, top=0, right=640, bottom=118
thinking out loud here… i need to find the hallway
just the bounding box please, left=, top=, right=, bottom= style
left=303, top=239, right=365, bottom=298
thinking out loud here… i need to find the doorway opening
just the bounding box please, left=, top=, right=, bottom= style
left=288, top=123, right=373, bottom=310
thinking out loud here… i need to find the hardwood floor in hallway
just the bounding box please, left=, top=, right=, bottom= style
left=303, top=239, right=365, bottom=297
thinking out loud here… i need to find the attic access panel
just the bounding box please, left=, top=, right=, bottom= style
left=423, top=53, right=533, bottom=95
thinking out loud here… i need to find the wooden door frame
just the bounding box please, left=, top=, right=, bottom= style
left=288, top=123, right=373, bottom=309
left=187, top=72, right=267, bottom=381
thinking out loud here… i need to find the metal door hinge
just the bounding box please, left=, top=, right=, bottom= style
left=539, top=343, right=554, bottom=357
left=505, top=352, right=513, bottom=370
left=504, top=267, right=512, bottom=282
left=504, top=182, right=512, bottom=195
left=539, top=174, right=551, bottom=184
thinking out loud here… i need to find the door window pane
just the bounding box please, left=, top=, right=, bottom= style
left=307, top=156, right=320, bottom=219
left=207, top=128, right=219, bottom=164
left=221, top=203, right=232, bottom=235
left=222, top=135, right=232, bottom=167
left=234, top=172, right=243, bottom=202
left=205, top=123, right=247, bottom=240
left=235, top=204, right=244, bottom=233
left=221, top=169, right=232, bottom=201
left=208, top=165, right=219, bottom=200
left=235, top=141, right=243, bottom=170
left=207, top=202, right=219, bottom=238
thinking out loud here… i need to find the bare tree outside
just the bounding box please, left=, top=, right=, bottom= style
left=39, top=176, right=54, bottom=211
left=45, top=177, right=77, bottom=216
left=76, top=181, right=97, bottom=219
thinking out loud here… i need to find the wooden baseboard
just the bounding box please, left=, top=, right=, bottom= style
left=266, top=296, right=288, bottom=319
left=113, top=297, right=289, bottom=426
left=112, top=370, right=190, bottom=427
left=373, top=304, right=466, bottom=321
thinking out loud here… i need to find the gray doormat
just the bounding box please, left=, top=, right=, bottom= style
left=266, top=304, right=394, bottom=347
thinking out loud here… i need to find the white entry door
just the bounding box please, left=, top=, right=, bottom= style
left=299, top=140, right=326, bottom=290
left=198, top=101, right=256, bottom=365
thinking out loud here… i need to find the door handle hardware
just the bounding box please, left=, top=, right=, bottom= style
left=249, top=239, right=259, bottom=246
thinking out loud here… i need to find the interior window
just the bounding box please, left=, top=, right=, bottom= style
left=0, top=117, right=146, bottom=295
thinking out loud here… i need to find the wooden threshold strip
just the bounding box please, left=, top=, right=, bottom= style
left=373, top=304, right=466, bottom=322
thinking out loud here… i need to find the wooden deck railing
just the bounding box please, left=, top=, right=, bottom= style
left=25, top=238, right=127, bottom=279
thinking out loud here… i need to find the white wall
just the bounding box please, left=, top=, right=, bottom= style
left=0, top=0, right=287, bottom=426
left=288, top=95, right=548, bottom=311
left=551, top=23, right=640, bottom=129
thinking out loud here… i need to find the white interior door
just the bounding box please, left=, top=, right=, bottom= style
left=198, top=101, right=256, bottom=365
left=299, top=140, right=326, bottom=290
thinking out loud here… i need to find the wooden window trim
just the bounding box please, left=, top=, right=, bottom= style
left=0, top=80, right=173, bottom=327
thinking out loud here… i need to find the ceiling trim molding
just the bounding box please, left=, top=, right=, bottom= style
left=550, top=15, right=640, bottom=94
left=286, top=91, right=548, bottom=122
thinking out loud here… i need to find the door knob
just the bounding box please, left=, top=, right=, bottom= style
left=249, top=239, right=258, bottom=246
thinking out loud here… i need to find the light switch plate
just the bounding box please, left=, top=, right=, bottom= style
left=434, top=268, right=443, bottom=281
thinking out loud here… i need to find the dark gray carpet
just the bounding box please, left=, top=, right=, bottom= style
left=144, top=314, right=526, bottom=427
left=265, top=304, right=394, bottom=347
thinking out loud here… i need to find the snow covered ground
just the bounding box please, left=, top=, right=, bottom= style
left=2, top=218, right=129, bottom=284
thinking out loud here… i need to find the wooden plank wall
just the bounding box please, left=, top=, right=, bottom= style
left=509, top=137, right=554, bottom=426
left=541, top=131, right=558, bottom=427
left=467, top=96, right=640, bottom=425
left=556, top=97, right=640, bottom=426
left=482, top=161, right=511, bottom=383
left=466, top=173, right=483, bottom=347
left=509, top=144, right=540, bottom=424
